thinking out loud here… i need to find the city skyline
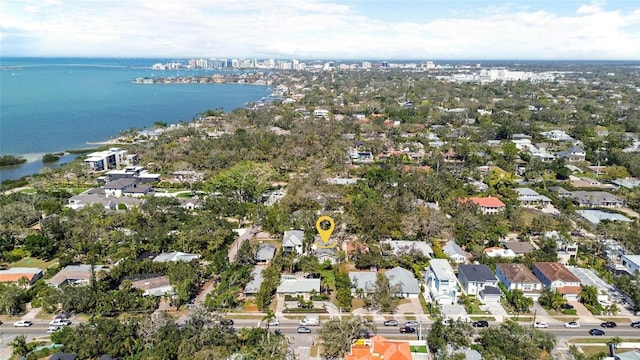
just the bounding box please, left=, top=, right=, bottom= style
left=1, top=0, right=639, bottom=60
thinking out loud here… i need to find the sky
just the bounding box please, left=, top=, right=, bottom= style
left=1, top=0, right=639, bottom=60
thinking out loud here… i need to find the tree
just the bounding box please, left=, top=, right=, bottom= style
left=477, top=320, right=556, bottom=360
left=538, top=287, right=566, bottom=311
left=9, top=335, right=29, bottom=357
left=508, top=289, right=534, bottom=313
left=427, top=317, right=474, bottom=355
left=363, top=273, right=401, bottom=313
left=320, top=316, right=376, bottom=359
left=579, top=285, right=599, bottom=308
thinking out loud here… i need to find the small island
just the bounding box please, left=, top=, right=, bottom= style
left=0, top=155, right=27, bottom=166
left=42, top=152, right=64, bottom=163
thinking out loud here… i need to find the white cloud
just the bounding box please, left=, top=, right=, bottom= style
left=0, top=0, right=638, bottom=59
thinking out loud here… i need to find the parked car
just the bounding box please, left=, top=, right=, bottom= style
left=404, top=321, right=419, bottom=327
left=589, top=329, right=605, bottom=336
left=383, top=320, right=398, bottom=326
left=472, top=320, right=489, bottom=328
left=631, top=321, right=640, bottom=329
left=600, top=321, right=617, bottom=328
left=268, top=319, right=280, bottom=326
left=564, top=321, right=580, bottom=329
left=55, top=312, right=70, bottom=320
left=297, top=326, right=312, bottom=334
left=399, top=326, right=416, bottom=333
left=14, top=320, right=33, bottom=327
left=560, top=303, right=574, bottom=310
left=220, top=319, right=234, bottom=326
left=50, top=319, right=72, bottom=326
left=534, top=321, right=549, bottom=328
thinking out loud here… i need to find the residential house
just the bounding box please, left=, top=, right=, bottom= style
left=313, top=247, right=339, bottom=265
left=381, top=240, right=433, bottom=258
left=443, top=240, right=467, bottom=264
left=621, top=255, right=640, bottom=275
left=504, top=241, right=534, bottom=256
left=514, top=188, right=552, bottom=206
left=385, top=267, right=421, bottom=298
left=567, top=191, right=625, bottom=208
left=557, top=241, right=579, bottom=265
left=276, top=276, right=321, bottom=298
left=457, top=265, right=500, bottom=301
left=0, top=267, right=43, bottom=285
left=576, top=210, right=632, bottom=225
left=495, top=263, right=543, bottom=300
left=105, top=166, right=160, bottom=183
left=425, top=259, right=458, bottom=304
left=103, top=178, right=152, bottom=198
left=611, top=178, right=640, bottom=189
left=349, top=271, right=378, bottom=295
left=344, top=335, right=411, bottom=360
left=152, top=252, right=200, bottom=263
left=255, top=244, right=277, bottom=264
left=66, top=188, right=145, bottom=210
left=467, top=196, right=506, bottom=215
left=84, top=148, right=128, bottom=171
left=540, top=130, right=574, bottom=142
left=282, top=230, right=304, bottom=255
left=532, top=262, right=582, bottom=301
left=244, top=265, right=266, bottom=295
left=549, top=186, right=572, bottom=198
left=557, top=146, right=586, bottom=162
left=130, top=275, right=173, bottom=297
left=47, top=264, right=109, bottom=288
left=484, top=247, right=517, bottom=259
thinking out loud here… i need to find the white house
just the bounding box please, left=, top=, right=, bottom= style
left=540, top=130, right=574, bottom=142
left=131, top=276, right=174, bottom=297
left=276, top=276, right=320, bottom=298
left=457, top=264, right=499, bottom=297
left=425, top=259, right=458, bottom=304
left=84, top=148, right=129, bottom=171
left=385, top=267, right=421, bottom=298
left=443, top=240, right=467, bottom=264
left=621, top=255, right=640, bottom=275
left=282, top=230, right=304, bottom=255
left=495, top=263, right=543, bottom=300
left=349, top=271, right=378, bottom=295
left=484, top=247, right=517, bottom=259
left=514, top=188, right=552, bottom=206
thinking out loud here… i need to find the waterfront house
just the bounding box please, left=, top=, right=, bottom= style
left=84, top=148, right=129, bottom=171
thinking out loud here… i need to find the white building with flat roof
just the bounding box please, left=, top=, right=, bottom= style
left=85, top=148, right=128, bottom=171
left=621, top=255, right=640, bottom=275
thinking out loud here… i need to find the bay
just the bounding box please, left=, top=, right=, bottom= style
left=0, top=57, right=269, bottom=181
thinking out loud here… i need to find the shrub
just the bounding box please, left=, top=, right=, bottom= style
left=562, top=308, right=577, bottom=315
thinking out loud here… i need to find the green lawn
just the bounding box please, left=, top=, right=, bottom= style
left=410, top=345, right=428, bottom=353
left=10, top=257, right=57, bottom=269
left=18, top=188, right=37, bottom=194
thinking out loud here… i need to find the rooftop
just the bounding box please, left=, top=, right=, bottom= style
left=496, top=263, right=541, bottom=284
left=458, top=264, right=497, bottom=282
left=428, top=259, right=457, bottom=281
left=533, top=262, right=581, bottom=283
left=469, top=196, right=506, bottom=208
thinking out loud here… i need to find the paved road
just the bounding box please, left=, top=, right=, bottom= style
left=227, top=226, right=259, bottom=263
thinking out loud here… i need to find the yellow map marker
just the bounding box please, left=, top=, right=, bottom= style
left=316, top=215, right=335, bottom=244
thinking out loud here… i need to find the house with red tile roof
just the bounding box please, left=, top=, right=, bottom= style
left=468, top=196, right=506, bottom=215
left=344, top=335, right=412, bottom=360
left=0, top=267, right=43, bottom=285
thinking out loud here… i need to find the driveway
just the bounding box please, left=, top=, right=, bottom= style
left=480, top=302, right=508, bottom=322
left=441, top=303, right=467, bottom=319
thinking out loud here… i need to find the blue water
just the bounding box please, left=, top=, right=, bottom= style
left=0, top=58, right=269, bottom=181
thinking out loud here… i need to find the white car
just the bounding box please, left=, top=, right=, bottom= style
left=565, top=321, right=580, bottom=329
left=14, top=320, right=33, bottom=327
left=534, top=321, right=548, bottom=328
left=47, top=326, right=61, bottom=334
left=268, top=319, right=280, bottom=326
left=50, top=319, right=72, bottom=326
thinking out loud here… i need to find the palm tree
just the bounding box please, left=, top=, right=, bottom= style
left=263, top=309, right=276, bottom=332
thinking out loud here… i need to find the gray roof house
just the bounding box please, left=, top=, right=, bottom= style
left=457, top=264, right=499, bottom=299
left=282, top=230, right=304, bottom=255
left=276, top=276, right=320, bottom=297
left=568, top=191, right=625, bottom=208
left=349, top=271, right=378, bottom=295
left=381, top=240, right=433, bottom=258
left=47, top=264, right=109, bottom=288
left=385, top=266, right=421, bottom=298
left=557, top=146, right=586, bottom=162
left=576, top=210, right=632, bottom=225
left=514, top=188, right=552, bottom=205
left=244, top=265, right=266, bottom=294
left=443, top=240, right=467, bottom=264
left=255, top=244, right=277, bottom=264
left=153, top=251, right=200, bottom=263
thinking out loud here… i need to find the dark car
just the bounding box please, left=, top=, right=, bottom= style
left=631, top=321, right=640, bottom=329
left=399, top=326, right=416, bottom=334
left=220, top=319, right=234, bottom=326
left=297, top=326, right=312, bottom=334
left=358, top=330, right=371, bottom=339
left=472, top=320, right=489, bottom=328
left=560, top=303, right=574, bottom=310
left=589, top=329, right=605, bottom=336
left=55, top=312, right=70, bottom=320
left=383, top=320, right=398, bottom=326
left=601, top=321, right=617, bottom=328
